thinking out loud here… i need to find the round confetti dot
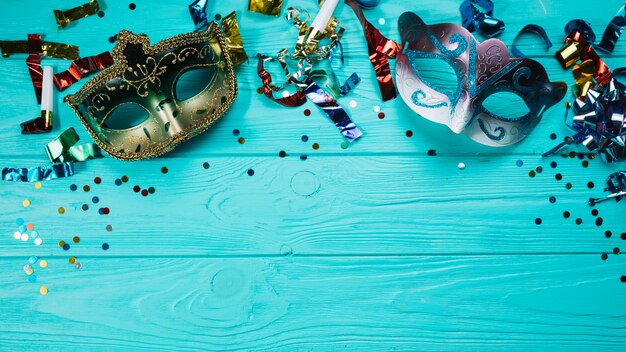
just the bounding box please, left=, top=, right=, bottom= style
left=19, top=225, right=26, bottom=232
left=82, top=204, right=89, bottom=211
left=69, top=257, right=76, bottom=264
left=121, top=176, right=129, bottom=183
left=621, top=276, right=626, bottom=283
left=94, top=177, right=102, bottom=184
left=601, top=253, right=608, bottom=260
left=141, top=189, right=148, bottom=196
left=256, top=87, right=264, bottom=94
left=549, top=196, right=556, bottom=203
left=373, top=106, right=381, bottom=112
left=97, top=10, right=105, bottom=17
left=106, top=225, right=113, bottom=232
left=34, top=182, right=42, bottom=189
left=62, top=243, right=70, bottom=251
left=26, top=223, right=34, bottom=231
left=528, top=170, right=536, bottom=178
left=12, top=232, right=20, bottom=240
left=102, top=207, right=110, bottom=215
left=16, top=218, right=24, bottom=226
left=102, top=243, right=109, bottom=250
left=83, top=185, right=90, bottom=192
left=378, top=112, right=385, bottom=119
left=34, top=238, right=42, bottom=246
left=536, top=166, right=543, bottom=173
left=301, top=135, right=309, bottom=142
left=582, top=160, right=589, bottom=167
left=30, top=231, right=38, bottom=238
left=591, top=209, right=599, bottom=216
left=516, top=160, right=523, bottom=167
left=75, top=262, right=82, bottom=270
left=129, top=3, right=136, bottom=10
left=621, top=233, right=626, bottom=240
left=303, top=109, right=311, bottom=116
left=72, top=236, right=80, bottom=244
left=312, top=143, right=320, bottom=150
left=28, top=256, right=38, bottom=264
left=20, top=233, right=28, bottom=241
left=108, top=36, right=116, bottom=43
left=563, top=211, right=571, bottom=218
left=282, top=91, right=290, bottom=98
left=247, top=169, right=255, bottom=176
left=534, top=218, right=542, bottom=225
left=458, top=162, right=466, bottom=170
left=427, top=149, right=437, bottom=156
left=59, top=240, right=66, bottom=247
left=549, top=133, right=557, bottom=140
left=39, top=260, right=47, bottom=268
left=569, top=151, right=576, bottom=158
left=203, top=162, right=210, bottom=169
left=70, top=184, right=77, bottom=191
left=28, top=275, right=37, bottom=283
left=550, top=161, right=557, bottom=168
left=405, top=130, right=413, bottom=137
left=555, top=173, right=562, bottom=181
left=587, top=181, right=594, bottom=189
left=613, top=247, right=621, bottom=255
left=378, top=18, right=386, bottom=25
left=340, top=141, right=349, bottom=149
left=565, top=183, right=572, bottom=190
left=349, top=100, right=357, bottom=108
left=92, top=196, right=100, bottom=204
left=606, top=231, right=613, bottom=238
left=133, top=185, right=140, bottom=193
left=279, top=150, right=287, bottom=158
left=300, top=155, right=308, bottom=160
left=24, top=265, right=33, bottom=274
left=22, top=199, right=30, bottom=207
left=115, top=178, right=122, bottom=186
left=232, top=129, right=240, bottom=136
left=214, top=13, right=221, bottom=20
left=577, top=153, right=585, bottom=160
left=39, top=286, right=48, bottom=295
left=58, top=207, right=65, bottom=214
left=238, top=137, right=245, bottom=144
left=148, top=187, right=156, bottom=194
left=575, top=218, right=582, bottom=225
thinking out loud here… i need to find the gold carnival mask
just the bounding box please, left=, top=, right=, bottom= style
left=65, top=22, right=237, bottom=160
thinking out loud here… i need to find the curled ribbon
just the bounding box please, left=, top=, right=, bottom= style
left=54, top=0, right=101, bottom=29
left=45, top=127, right=103, bottom=163
left=459, top=0, right=505, bottom=38
left=2, top=162, right=74, bottom=182
left=589, top=171, right=626, bottom=206
left=511, top=24, right=552, bottom=58
left=54, top=52, right=114, bottom=91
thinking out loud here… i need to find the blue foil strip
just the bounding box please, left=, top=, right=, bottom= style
left=189, top=0, right=209, bottom=32
left=303, top=78, right=363, bottom=142
left=459, top=0, right=504, bottom=38
left=511, top=24, right=552, bottom=58
left=2, top=162, right=74, bottom=182
left=564, top=19, right=596, bottom=43
left=597, top=3, right=626, bottom=53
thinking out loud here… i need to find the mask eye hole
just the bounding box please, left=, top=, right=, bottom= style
left=482, top=92, right=531, bottom=121
left=174, top=66, right=217, bottom=102
left=409, top=57, right=459, bottom=94
left=103, top=103, right=150, bottom=130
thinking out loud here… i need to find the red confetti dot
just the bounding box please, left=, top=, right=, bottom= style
left=141, top=189, right=148, bottom=196
left=133, top=185, right=140, bottom=192
left=304, top=109, right=311, bottom=116
left=378, top=112, right=385, bottom=119
left=102, top=207, right=110, bottom=215
left=405, top=130, right=413, bottom=137
left=94, top=177, right=101, bottom=184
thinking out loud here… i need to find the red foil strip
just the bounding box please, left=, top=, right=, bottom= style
left=345, top=0, right=401, bottom=101
left=563, top=31, right=612, bottom=86
left=26, top=34, right=43, bottom=104
left=20, top=115, right=51, bottom=134
left=54, top=52, right=113, bottom=91
left=257, top=54, right=307, bottom=107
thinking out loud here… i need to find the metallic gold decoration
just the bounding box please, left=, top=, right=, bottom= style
left=221, top=12, right=248, bottom=66
left=54, top=0, right=100, bottom=29
left=0, top=40, right=78, bottom=59
left=248, top=0, right=283, bottom=16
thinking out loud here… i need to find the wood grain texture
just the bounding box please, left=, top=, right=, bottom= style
left=1, top=0, right=626, bottom=350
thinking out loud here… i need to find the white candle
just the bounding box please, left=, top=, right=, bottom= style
left=41, top=66, right=53, bottom=112
left=309, top=0, right=339, bottom=34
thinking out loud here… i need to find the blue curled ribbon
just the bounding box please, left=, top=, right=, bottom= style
left=459, top=0, right=505, bottom=37
left=511, top=24, right=552, bottom=58
left=588, top=170, right=626, bottom=206
left=2, top=162, right=74, bottom=182
left=189, top=0, right=209, bottom=32
left=565, top=3, right=626, bottom=53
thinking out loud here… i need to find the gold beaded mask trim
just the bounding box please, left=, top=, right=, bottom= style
left=64, top=22, right=237, bottom=160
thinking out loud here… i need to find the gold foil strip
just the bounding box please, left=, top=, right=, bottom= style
left=54, top=0, right=100, bottom=29
left=221, top=12, right=248, bottom=66
left=248, top=0, right=283, bottom=16
left=572, top=59, right=595, bottom=84
left=0, top=40, right=79, bottom=60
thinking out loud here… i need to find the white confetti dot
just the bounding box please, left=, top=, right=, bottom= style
left=373, top=105, right=381, bottom=112
left=34, top=238, right=42, bottom=246
left=378, top=18, right=386, bottom=25
left=13, top=231, right=21, bottom=240
left=458, top=162, right=466, bottom=170
left=349, top=100, right=357, bottom=108
left=282, top=91, right=290, bottom=98
left=20, top=233, right=29, bottom=241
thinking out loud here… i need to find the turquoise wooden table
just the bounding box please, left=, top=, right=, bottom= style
left=1, top=0, right=626, bottom=350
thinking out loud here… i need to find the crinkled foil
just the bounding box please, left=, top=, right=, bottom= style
left=54, top=0, right=100, bottom=29
left=54, top=52, right=113, bottom=91
left=511, top=24, right=552, bottom=58
left=589, top=171, right=626, bottom=205
left=189, top=0, right=209, bottom=31
left=597, top=4, right=626, bottom=53
left=2, top=162, right=74, bottom=182
left=249, top=0, right=283, bottom=16
left=459, top=0, right=505, bottom=38
left=0, top=40, right=78, bottom=59
left=221, top=12, right=248, bottom=66
left=45, top=127, right=103, bottom=163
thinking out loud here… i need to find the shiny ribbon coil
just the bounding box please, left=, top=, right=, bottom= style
left=2, top=162, right=74, bottom=182
left=597, top=3, right=626, bottom=53
left=54, top=51, right=114, bottom=91
left=249, top=0, right=284, bottom=16
left=589, top=171, right=626, bottom=206
left=189, top=0, right=210, bottom=31
left=20, top=113, right=51, bottom=135
left=346, top=0, right=400, bottom=101
left=45, top=127, right=103, bottom=163
left=459, top=0, right=505, bottom=38
left=511, top=24, right=552, bottom=58
left=54, top=0, right=101, bottom=29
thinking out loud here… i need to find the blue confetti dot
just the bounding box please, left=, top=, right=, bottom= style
left=301, top=135, right=309, bottom=142
left=300, top=155, right=308, bottom=160
left=92, top=196, right=100, bottom=204
left=549, top=196, right=556, bottom=203
left=550, top=133, right=557, bottom=140
left=98, top=208, right=104, bottom=215
left=550, top=161, right=558, bottom=168
left=114, top=178, right=122, bottom=186
left=233, top=129, right=240, bottom=136
left=247, top=169, right=255, bottom=176
left=516, top=160, right=523, bottom=167
left=28, top=256, right=38, bottom=264
left=62, top=243, right=70, bottom=251
left=28, top=275, right=37, bottom=283
left=18, top=225, right=26, bottom=233
left=16, top=218, right=24, bottom=226
left=102, top=243, right=109, bottom=250
left=70, top=184, right=77, bottom=191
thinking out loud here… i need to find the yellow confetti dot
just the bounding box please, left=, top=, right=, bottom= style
left=39, top=260, right=48, bottom=268
left=72, top=236, right=80, bottom=244
left=39, top=285, right=48, bottom=295
left=58, top=240, right=65, bottom=248
left=69, top=257, right=76, bottom=264
left=34, top=182, right=42, bottom=189
left=58, top=207, right=65, bottom=214
left=22, top=199, right=30, bottom=207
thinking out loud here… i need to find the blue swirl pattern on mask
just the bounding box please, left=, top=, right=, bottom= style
left=411, top=89, right=449, bottom=108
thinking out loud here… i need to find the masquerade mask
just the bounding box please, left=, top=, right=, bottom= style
left=396, top=12, right=567, bottom=146
left=65, top=22, right=237, bottom=160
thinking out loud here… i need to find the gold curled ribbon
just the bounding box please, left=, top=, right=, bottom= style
left=221, top=12, right=248, bottom=66
left=287, top=7, right=341, bottom=59
left=54, top=0, right=100, bottom=29
left=0, top=40, right=79, bottom=60
left=248, top=0, right=284, bottom=16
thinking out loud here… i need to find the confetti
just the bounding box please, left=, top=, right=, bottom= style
left=39, top=285, right=48, bottom=295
